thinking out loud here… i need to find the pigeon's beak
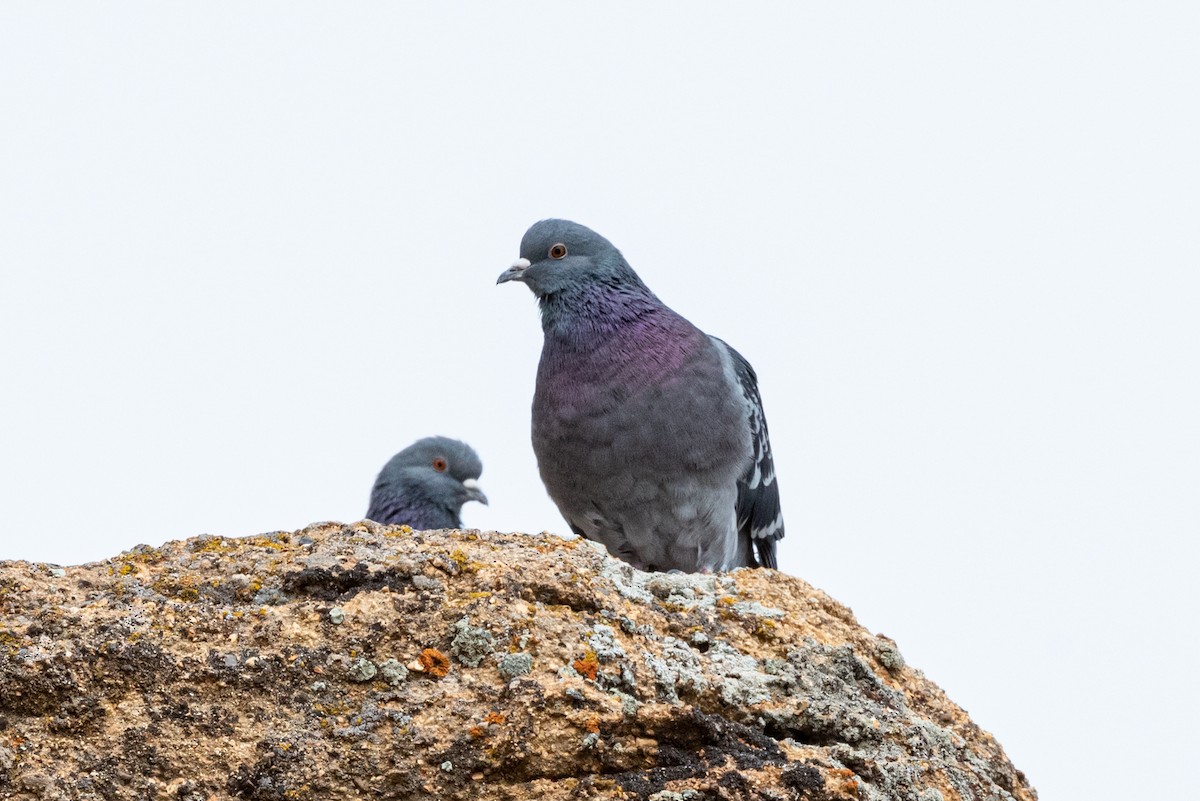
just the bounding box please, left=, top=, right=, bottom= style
left=462, top=478, right=488, bottom=506
left=496, top=258, right=531, bottom=285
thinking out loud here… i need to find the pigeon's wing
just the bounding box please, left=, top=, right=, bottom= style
left=713, top=338, right=785, bottom=569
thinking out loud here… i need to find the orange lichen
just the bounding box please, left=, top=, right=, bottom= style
left=419, top=648, right=451, bottom=678
left=584, top=716, right=600, bottom=734
left=483, top=711, right=506, bottom=726
left=572, top=650, right=599, bottom=681
left=469, top=725, right=487, bottom=739
left=829, top=768, right=860, bottom=796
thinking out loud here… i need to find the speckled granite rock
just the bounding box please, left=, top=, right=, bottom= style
left=0, top=523, right=1035, bottom=801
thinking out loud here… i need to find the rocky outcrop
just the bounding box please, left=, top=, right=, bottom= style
left=0, top=523, right=1035, bottom=800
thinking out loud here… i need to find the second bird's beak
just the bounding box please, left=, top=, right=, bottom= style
left=462, top=477, right=488, bottom=505
left=496, top=258, right=531, bottom=285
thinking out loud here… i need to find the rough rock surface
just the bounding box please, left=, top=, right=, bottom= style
left=0, top=523, right=1035, bottom=801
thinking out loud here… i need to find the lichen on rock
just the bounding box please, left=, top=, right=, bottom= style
left=449, top=615, right=495, bottom=668
left=0, top=522, right=1035, bottom=800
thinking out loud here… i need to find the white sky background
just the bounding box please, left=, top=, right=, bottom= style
left=2, top=3, right=1197, bottom=798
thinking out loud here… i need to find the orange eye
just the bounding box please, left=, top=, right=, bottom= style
left=549, top=243, right=567, bottom=259
left=432, top=458, right=448, bottom=472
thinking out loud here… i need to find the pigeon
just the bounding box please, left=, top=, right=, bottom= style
left=497, top=219, right=783, bottom=573
left=366, top=437, right=487, bottom=529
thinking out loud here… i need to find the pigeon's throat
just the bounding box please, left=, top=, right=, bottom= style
left=538, top=285, right=667, bottom=339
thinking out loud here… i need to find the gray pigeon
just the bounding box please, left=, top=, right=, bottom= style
left=497, top=219, right=783, bottom=572
left=366, top=437, right=487, bottom=529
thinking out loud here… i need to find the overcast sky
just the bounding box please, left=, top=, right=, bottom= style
left=2, top=4, right=1197, bottom=799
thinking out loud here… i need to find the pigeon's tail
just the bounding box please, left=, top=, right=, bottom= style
left=740, top=527, right=780, bottom=570
left=756, top=537, right=778, bottom=570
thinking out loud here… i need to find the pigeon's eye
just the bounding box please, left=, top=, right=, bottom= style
left=549, top=243, right=568, bottom=259
left=432, top=458, right=448, bottom=473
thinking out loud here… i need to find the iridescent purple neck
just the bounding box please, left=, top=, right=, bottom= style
left=537, top=283, right=703, bottom=381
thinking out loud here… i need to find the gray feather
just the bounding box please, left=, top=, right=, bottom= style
left=714, top=337, right=784, bottom=569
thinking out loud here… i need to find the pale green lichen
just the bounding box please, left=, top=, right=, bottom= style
left=450, top=616, right=495, bottom=667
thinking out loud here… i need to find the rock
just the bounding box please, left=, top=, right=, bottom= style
left=0, top=523, right=1036, bottom=800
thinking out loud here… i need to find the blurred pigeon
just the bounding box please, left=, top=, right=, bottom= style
left=497, top=219, right=783, bottom=572
left=366, top=437, right=487, bottom=529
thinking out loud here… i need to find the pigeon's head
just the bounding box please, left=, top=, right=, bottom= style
left=496, top=219, right=645, bottom=299
left=377, top=436, right=487, bottom=509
